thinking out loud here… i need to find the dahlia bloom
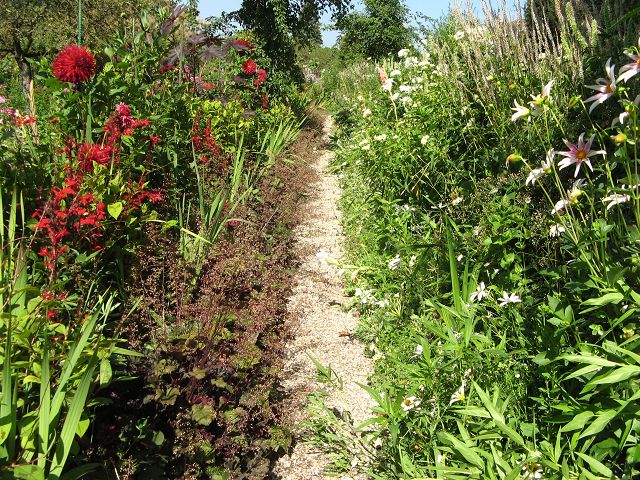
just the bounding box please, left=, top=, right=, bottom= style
left=557, top=133, right=605, bottom=177
left=602, top=193, right=631, bottom=210
left=242, top=59, right=257, bottom=75
left=52, top=45, right=96, bottom=84
left=511, top=99, right=531, bottom=122
left=528, top=79, right=555, bottom=113
left=618, top=50, right=640, bottom=83
left=585, top=59, right=616, bottom=113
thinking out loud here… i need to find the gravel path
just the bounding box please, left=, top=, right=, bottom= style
left=272, top=116, right=373, bottom=480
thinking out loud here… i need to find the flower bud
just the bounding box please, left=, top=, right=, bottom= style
left=614, top=132, right=627, bottom=145
left=506, top=153, right=523, bottom=166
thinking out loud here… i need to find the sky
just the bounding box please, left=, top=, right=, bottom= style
left=197, top=0, right=521, bottom=46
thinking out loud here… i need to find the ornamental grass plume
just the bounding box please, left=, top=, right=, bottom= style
left=52, top=45, right=96, bottom=84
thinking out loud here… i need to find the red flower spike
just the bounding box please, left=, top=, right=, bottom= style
left=255, top=68, right=267, bottom=86
left=52, top=45, right=96, bottom=84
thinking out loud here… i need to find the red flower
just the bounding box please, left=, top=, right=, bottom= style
left=77, top=144, right=113, bottom=172
left=255, top=68, right=267, bottom=86
left=52, top=45, right=96, bottom=84
left=242, top=59, right=257, bottom=75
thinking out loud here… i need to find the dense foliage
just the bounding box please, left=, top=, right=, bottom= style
left=336, top=0, right=413, bottom=60
left=306, top=1, right=640, bottom=478
left=0, top=4, right=309, bottom=478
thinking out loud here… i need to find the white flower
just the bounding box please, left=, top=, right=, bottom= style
left=401, top=396, right=421, bottom=412
left=373, top=437, right=383, bottom=449
left=457, top=254, right=464, bottom=261
left=374, top=134, right=387, bottom=141
left=398, top=48, right=410, bottom=58
left=498, top=291, right=521, bottom=306
left=602, top=193, right=631, bottom=210
left=420, top=135, right=430, bottom=145
left=388, top=254, right=403, bottom=270
left=449, top=384, right=465, bottom=405
left=551, top=198, right=570, bottom=215
left=409, top=255, right=417, bottom=267
left=511, top=99, right=531, bottom=122
left=549, top=224, right=566, bottom=237
left=390, top=69, right=402, bottom=77
left=522, top=462, right=544, bottom=479
left=376, top=299, right=389, bottom=308
left=361, top=143, right=370, bottom=151
left=469, top=282, right=487, bottom=302
left=399, top=84, right=412, bottom=92
left=453, top=30, right=465, bottom=41
left=316, top=249, right=333, bottom=265
left=413, top=344, right=423, bottom=357
left=363, top=108, right=372, bottom=117
left=391, top=92, right=400, bottom=101
left=451, top=196, right=464, bottom=206
left=526, top=167, right=545, bottom=186
left=382, top=78, right=393, bottom=92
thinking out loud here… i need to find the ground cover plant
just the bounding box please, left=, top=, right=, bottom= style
left=309, top=0, right=640, bottom=478
left=0, top=3, right=314, bottom=478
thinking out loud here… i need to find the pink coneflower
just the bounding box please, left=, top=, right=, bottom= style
left=618, top=50, right=640, bottom=83
left=557, top=133, right=605, bottom=177
left=52, top=45, right=96, bottom=84
left=242, top=59, right=257, bottom=75
left=585, top=58, right=616, bottom=113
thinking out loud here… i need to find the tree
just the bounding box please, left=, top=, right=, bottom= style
left=0, top=0, right=158, bottom=108
left=214, top=0, right=352, bottom=82
left=336, top=0, right=413, bottom=60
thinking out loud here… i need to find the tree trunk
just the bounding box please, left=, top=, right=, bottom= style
left=13, top=36, right=34, bottom=115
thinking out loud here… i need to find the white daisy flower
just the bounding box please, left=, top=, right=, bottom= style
left=498, top=291, right=521, bottom=306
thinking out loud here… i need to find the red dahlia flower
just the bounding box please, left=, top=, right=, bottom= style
left=52, top=45, right=96, bottom=84
left=242, top=59, right=257, bottom=75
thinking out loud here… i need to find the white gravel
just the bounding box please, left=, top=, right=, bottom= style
left=272, top=116, right=373, bottom=480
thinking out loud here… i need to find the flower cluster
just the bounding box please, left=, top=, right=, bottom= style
left=191, top=115, right=224, bottom=168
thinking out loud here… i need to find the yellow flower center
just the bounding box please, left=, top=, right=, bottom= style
left=576, top=150, right=587, bottom=161
left=404, top=399, right=411, bottom=406
left=605, top=84, right=614, bottom=94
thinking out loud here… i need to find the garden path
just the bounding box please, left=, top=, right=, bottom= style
left=272, top=115, right=373, bottom=480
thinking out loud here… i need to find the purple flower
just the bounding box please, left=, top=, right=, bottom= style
left=557, top=133, right=606, bottom=177
left=0, top=96, right=5, bottom=104
left=585, top=59, right=616, bottom=113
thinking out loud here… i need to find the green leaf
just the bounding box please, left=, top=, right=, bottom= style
left=575, top=452, right=613, bottom=477
left=586, top=365, right=640, bottom=387
left=558, top=354, right=619, bottom=368
left=99, top=358, right=112, bottom=387
left=107, top=202, right=124, bottom=220
left=560, top=411, right=594, bottom=432
left=438, top=432, right=484, bottom=469
left=579, top=410, right=617, bottom=439
left=581, top=292, right=624, bottom=307
left=13, top=465, right=45, bottom=480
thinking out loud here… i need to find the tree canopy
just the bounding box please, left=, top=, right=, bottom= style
left=336, top=0, right=413, bottom=60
